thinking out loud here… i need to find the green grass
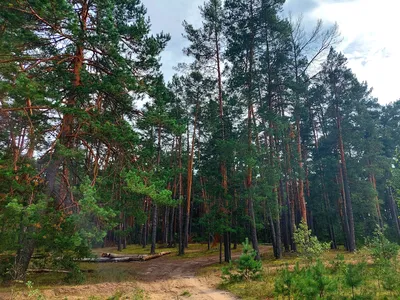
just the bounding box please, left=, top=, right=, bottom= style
left=92, top=244, right=169, bottom=256
left=180, top=290, right=192, bottom=297
left=95, top=243, right=241, bottom=260
left=2, top=243, right=382, bottom=299
left=210, top=249, right=399, bottom=300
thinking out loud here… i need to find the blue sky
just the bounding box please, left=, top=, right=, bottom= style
left=142, top=0, right=400, bottom=104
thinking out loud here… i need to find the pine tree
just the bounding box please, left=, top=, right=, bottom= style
left=0, top=0, right=169, bottom=279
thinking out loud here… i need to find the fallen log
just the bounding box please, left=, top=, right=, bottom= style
left=27, top=269, right=70, bottom=274
left=77, top=257, right=139, bottom=262
left=77, top=257, right=112, bottom=262
left=27, top=269, right=94, bottom=273
left=101, top=253, right=145, bottom=260
left=75, top=251, right=172, bottom=263
left=142, top=251, right=171, bottom=261
left=96, top=251, right=171, bottom=262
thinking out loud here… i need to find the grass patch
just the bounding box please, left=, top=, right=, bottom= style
left=95, top=243, right=244, bottom=260
left=180, top=290, right=192, bottom=297
left=211, top=248, right=399, bottom=300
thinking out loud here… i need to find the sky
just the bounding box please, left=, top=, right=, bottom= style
left=142, top=0, right=400, bottom=105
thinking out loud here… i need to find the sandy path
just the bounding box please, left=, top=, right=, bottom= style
left=2, top=247, right=273, bottom=300
left=130, top=253, right=239, bottom=299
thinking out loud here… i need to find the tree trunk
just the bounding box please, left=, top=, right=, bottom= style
left=296, top=118, right=307, bottom=223
left=388, top=187, right=400, bottom=240
left=178, top=136, right=185, bottom=255
left=184, top=103, right=199, bottom=248
left=150, top=204, right=158, bottom=254
left=248, top=187, right=260, bottom=260
left=164, top=207, right=169, bottom=245
left=224, top=232, right=231, bottom=262
left=13, top=225, right=35, bottom=281
left=368, top=169, right=383, bottom=228
left=169, top=207, right=175, bottom=247
left=336, top=106, right=356, bottom=252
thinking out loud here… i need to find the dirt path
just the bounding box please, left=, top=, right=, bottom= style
left=1, top=246, right=270, bottom=300
left=129, top=253, right=239, bottom=299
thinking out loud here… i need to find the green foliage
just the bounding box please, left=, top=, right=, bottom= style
left=125, top=170, right=173, bottom=206
left=107, top=290, right=123, bottom=300
left=365, top=226, right=400, bottom=296
left=26, top=281, right=45, bottom=300
left=329, top=253, right=346, bottom=275
left=222, top=238, right=262, bottom=282
left=180, top=290, right=192, bottom=297
left=293, top=220, right=330, bottom=261
left=274, top=264, right=296, bottom=298
left=381, top=264, right=400, bottom=294
left=366, top=226, right=399, bottom=263
left=344, top=262, right=367, bottom=299
left=72, top=178, right=117, bottom=244
left=131, top=289, right=149, bottom=300
left=275, top=260, right=337, bottom=299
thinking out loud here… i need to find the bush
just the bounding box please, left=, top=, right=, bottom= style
left=275, top=260, right=336, bottom=299
left=344, top=262, right=367, bottom=299
left=366, top=226, right=399, bottom=263
left=293, top=220, right=330, bottom=262
left=222, top=238, right=262, bottom=282
left=274, top=264, right=296, bottom=298
left=366, top=226, right=400, bottom=295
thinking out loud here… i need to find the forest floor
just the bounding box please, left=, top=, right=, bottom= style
left=0, top=244, right=271, bottom=300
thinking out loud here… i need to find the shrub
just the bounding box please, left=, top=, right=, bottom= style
left=366, top=226, right=399, bottom=263
left=274, top=264, right=296, bottom=299
left=293, top=220, right=330, bottom=262
left=26, top=281, right=45, bottom=300
left=344, top=262, right=367, bottom=299
left=366, top=226, right=399, bottom=293
left=275, top=260, right=336, bottom=299
left=222, top=238, right=262, bottom=282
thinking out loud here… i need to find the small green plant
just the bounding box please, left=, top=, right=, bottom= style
left=329, top=253, right=346, bottom=275
left=274, top=264, right=297, bottom=299
left=65, top=266, right=85, bottom=284
left=133, top=289, right=149, bottom=300
left=180, top=290, right=191, bottom=297
left=26, top=281, right=45, bottom=300
left=381, top=264, right=400, bottom=296
left=366, top=226, right=399, bottom=292
left=310, top=260, right=337, bottom=298
left=275, top=260, right=336, bottom=299
left=221, top=238, right=262, bottom=282
left=107, top=290, right=123, bottom=300
left=293, top=220, right=330, bottom=262
left=344, top=262, right=367, bottom=299
left=366, top=226, right=399, bottom=263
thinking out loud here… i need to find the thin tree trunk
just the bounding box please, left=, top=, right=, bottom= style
left=184, top=103, right=199, bottom=248
left=388, top=187, right=400, bottom=240
left=336, top=105, right=356, bottom=252
left=178, top=136, right=185, bottom=255
left=164, top=207, right=169, bottom=245
left=13, top=225, right=35, bottom=280
left=296, top=118, right=307, bottom=223
left=150, top=204, right=158, bottom=254
left=337, top=168, right=351, bottom=251
left=150, top=125, right=162, bottom=254
left=245, top=0, right=260, bottom=260
left=368, top=168, right=383, bottom=228
left=169, top=207, right=175, bottom=247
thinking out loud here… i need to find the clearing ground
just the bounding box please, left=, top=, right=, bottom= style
left=0, top=245, right=270, bottom=300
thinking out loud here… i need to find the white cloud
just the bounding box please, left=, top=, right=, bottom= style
left=142, top=0, right=203, bottom=81
left=143, top=0, right=400, bottom=104
left=311, top=0, right=400, bottom=104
